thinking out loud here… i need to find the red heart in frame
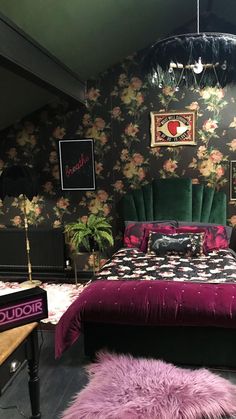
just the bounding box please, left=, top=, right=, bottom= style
left=167, top=120, right=180, bottom=136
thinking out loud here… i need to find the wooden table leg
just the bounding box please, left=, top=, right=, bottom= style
left=26, top=328, right=41, bottom=419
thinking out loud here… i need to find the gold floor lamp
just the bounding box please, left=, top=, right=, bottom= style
left=0, top=165, right=41, bottom=288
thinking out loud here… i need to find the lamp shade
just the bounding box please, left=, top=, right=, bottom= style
left=143, top=32, right=236, bottom=88
left=0, top=165, right=39, bottom=201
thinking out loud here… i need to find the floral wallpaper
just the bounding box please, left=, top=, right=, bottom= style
left=0, top=50, right=236, bottom=270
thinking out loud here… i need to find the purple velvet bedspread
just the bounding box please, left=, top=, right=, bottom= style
left=55, top=278, right=236, bottom=358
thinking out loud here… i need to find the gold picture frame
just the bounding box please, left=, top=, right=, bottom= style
left=150, top=110, right=196, bottom=147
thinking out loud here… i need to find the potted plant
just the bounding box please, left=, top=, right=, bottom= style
left=64, top=214, right=114, bottom=253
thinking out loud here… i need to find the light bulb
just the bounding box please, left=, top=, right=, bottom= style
left=193, top=57, right=203, bottom=74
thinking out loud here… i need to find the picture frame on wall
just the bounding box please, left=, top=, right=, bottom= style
left=150, top=110, right=196, bottom=147
left=58, top=138, right=96, bottom=190
left=230, top=160, right=236, bottom=200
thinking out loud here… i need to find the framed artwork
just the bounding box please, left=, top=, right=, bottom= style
left=230, top=160, right=236, bottom=200
left=58, top=138, right=96, bottom=190
left=150, top=111, right=196, bottom=147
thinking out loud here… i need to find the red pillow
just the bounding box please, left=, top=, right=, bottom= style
left=176, top=225, right=228, bottom=253
left=140, top=226, right=176, bottom=252
left=123, top=222, right=176, bottom=249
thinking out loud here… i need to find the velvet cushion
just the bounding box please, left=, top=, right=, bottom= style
left=148, top=232, right=204, bottom=257
left=178, top=221, right=232, bottom=241
left=140, top=225, right=176, bottom=252
left=123, top=221, right=177, bottom=249
left=177, top=225, right=229, bottom=253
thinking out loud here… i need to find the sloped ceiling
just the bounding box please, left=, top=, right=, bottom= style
left=0, top=0, right=236, bottom=129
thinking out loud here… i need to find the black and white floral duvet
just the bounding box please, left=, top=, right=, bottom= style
left=96, top=247, right=236, bottom=283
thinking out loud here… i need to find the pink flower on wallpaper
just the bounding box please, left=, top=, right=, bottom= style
left=230, top=215, right=236, bottom=226
left=113, top=180, right=124, bottom=192
left=82, top=113, right=91, bottom=126
left=57, top=197, right=70, bottom=210
left=7, top=147, right=18, bottom=159
left=11, top=216, right=22, bottom=227
left=186, top=101, right=199, bottom=111
left=209, top=149, right=223, bottom=163
left=132, top=153, right=144, bottom=166
left=52, top=126, right=66, bottom=139
left=215, top=165, right=225, bottom=179
left=86, top=87, right=100, bottom=101
left=227, top=139, right=236, bottom=151
left=97, top=190, right=109, bottom=203
left=136, top=92, right=144, bottom=105
left=130, top=77, right=143, bottom=90
left=118, top=73, right=128, bottom=87
left=111, top=107, right=122, bottom=119
left=197, top=145, right=207, bottom=159
left=125, top=123, right=139, bottom=137
left=80, top=215, right=88, bottom=224
left=95, top=162, right=103, bottom=175
left=163, top=159, right=178, bottom=173
left=199, top=159, right=214, bottom=177
left=162, top=86, right=175, bottom=96
left=43, top=181, right=54, bottom=194
left=103, top=204, right=111, bottom=216
left=202, top=119, right=218, bottom=133
left=94, top=118, right=106, bottom=130
left=49, top=151, right=58, bottom=164
left=137, top=167, right=146, bottom=180
left=120, top=149, right=129, bottom=161
left=52, top=165, right=60, bottom=180
left=99, top=133, right=108, bottom=144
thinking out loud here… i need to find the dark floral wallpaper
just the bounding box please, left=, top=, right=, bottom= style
left=1, top=50, right=236, bottom=265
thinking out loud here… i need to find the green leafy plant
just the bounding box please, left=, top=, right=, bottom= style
left=64, top=214, right=114, bottom=253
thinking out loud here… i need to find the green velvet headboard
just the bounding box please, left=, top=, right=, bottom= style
left=120, top=178, right=227, bottom=225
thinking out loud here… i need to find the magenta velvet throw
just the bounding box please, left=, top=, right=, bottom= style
left=55, top=279, right=236, bottom=358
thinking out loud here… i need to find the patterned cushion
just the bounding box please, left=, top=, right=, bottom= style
left=140, top=226, right=176, bottom=252
left=148, top=232, right=205, bottom=257
left=177, top=225, right=228, bottom=253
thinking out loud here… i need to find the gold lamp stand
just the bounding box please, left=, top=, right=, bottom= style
left=20, top=195, right=42, bottom=288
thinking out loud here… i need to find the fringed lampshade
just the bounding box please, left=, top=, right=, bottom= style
left=143, top=0, right=236, bottom=90
left=143, top=32, right=236, bottom=90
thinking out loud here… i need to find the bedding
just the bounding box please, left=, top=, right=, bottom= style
left=55, top=247, right=236, bottom=358
left=55, top=178, right=233, bottom=362
left=124, top=222, right=229, bottom=253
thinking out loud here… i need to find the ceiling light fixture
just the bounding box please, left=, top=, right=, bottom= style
left=144, top=0, right=236, bottom=89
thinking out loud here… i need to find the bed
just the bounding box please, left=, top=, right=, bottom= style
left=55, top=178, right=236, bottom=367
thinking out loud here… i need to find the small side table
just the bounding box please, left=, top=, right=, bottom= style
left=0, top=322, right=40, bottom=419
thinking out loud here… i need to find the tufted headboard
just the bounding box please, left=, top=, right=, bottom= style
left=120, top=178, right=227, bottom=225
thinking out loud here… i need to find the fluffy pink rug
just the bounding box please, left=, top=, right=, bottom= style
left=61, top=352, right=236, bottom=419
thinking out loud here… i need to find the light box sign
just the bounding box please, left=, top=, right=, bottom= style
left=58, top=138, right=96, bottom=190
left=0, top=287, right=48, bottom=332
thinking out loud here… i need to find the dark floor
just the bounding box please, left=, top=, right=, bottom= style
left=1, top=329, right=236, bottom=419
left=0, top=329, right=89, bottom=419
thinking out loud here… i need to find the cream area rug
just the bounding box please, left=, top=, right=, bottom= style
left=0, top=281, right=87, bottom=325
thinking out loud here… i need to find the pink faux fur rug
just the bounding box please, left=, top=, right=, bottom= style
left=61, top=352, right=236, bottom=419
